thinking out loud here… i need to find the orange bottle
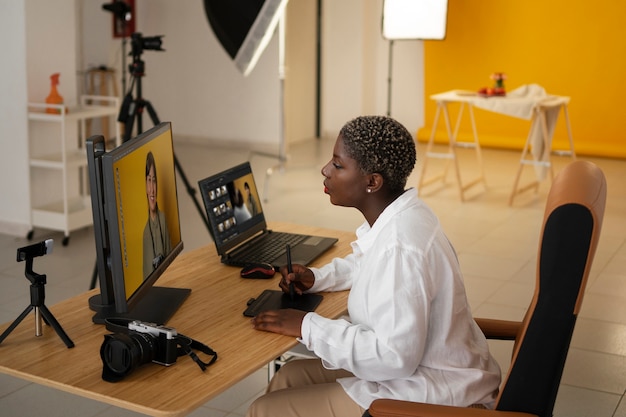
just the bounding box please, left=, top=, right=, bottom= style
left=45, top=73, right=65, bottom=114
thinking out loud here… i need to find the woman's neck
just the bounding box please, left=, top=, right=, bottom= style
left=361, top=189, right=405, bottom=226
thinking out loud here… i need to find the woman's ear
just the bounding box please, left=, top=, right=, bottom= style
left=367, top=173, right=384, bottom=193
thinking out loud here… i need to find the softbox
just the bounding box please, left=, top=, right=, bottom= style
left=204, top=0, right=289, bottom=76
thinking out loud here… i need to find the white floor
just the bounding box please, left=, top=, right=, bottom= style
left=1, top=137, right=626, bottom=417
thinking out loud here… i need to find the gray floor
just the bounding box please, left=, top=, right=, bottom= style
left=1, top=136, right=626, bottom=417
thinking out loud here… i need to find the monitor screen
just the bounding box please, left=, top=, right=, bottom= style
left=199, top=162, right=264, bottom=253
left=87, top=122, right=189, bottom=324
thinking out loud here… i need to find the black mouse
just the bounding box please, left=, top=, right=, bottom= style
left=240, top=263, right=276, bottom=279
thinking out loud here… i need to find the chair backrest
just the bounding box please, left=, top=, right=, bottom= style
left=496, top=160, right=607, bottom=417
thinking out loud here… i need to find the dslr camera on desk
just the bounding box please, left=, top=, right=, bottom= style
left=100, top=319, right=218, bottom=382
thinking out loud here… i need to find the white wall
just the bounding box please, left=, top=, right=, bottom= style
left=26, top=0, right=78, bottom=105
left=0, top=0, right=79, bottom=236
left=79, top=0, right=424, bottom=142
left=321, top=0, right=424, bottom=137
left=79, top=0, right=281, bottom=146
left=0, top=0, right=425, bottom=235
left=0, top=1, right=30, bottom=235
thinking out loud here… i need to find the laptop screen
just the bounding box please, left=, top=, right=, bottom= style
left=199, top=162, right=266, bottom=255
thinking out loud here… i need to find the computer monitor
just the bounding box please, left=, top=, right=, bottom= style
left=86, top=122, right=190, bottom=324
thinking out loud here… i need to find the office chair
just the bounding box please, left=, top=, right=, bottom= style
left=364, top=160, right=607, bottom=417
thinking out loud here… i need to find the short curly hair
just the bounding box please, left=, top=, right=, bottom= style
left=339, top=115, right=416, bottom=193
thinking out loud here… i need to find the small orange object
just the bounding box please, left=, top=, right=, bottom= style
left=45, top=73, right=65, bottom=114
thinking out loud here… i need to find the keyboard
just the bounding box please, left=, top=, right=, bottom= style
left=229, top=232, right=307, bottom=265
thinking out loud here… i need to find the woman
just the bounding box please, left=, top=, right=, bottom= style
left=143, top=151, right=171, bottom=280
left=248, top=116, right=501, bottom=417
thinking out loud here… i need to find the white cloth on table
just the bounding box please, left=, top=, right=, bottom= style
left=471, top=83, right=548, bottom=120
left=526, top=103, right=561, bottom=180
left=471, top=84, right=561, bottom=180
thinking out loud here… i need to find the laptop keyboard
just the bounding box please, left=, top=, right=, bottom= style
left=231, top=232, right=307, bottom=265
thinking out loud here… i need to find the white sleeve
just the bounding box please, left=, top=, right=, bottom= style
left=308, top=252, right=357, bottom=293
left=301, top=246, right=433, bottom=381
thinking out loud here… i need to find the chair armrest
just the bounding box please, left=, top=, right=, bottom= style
left=474, top=318, right=521, bottom=340
left=367, top=399, right=538, bottom=417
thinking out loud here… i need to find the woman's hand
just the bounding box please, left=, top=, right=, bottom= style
left=251, top=309, right=307, bottom=337
left=278, top=264, right=315, bottom=295
left=251, top=265, right=314, bottom=336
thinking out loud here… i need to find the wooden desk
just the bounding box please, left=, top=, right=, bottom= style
left=419, top=90, right=575, bottom=204
left=0, top=222, right=354, bottom=417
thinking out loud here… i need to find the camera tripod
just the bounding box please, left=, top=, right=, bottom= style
left=0, top=242, right=74, bottom=348
left=90, top=33, right=212, bottom=290
left=119, top=34, right=211, bottom=236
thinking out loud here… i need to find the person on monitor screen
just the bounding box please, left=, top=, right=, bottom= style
left=247, top=116, right=501, bottom=417
left=244, top=181, right=259, bottom=216
left=227, top=182, right=252, bottom=224
left=143, top=151, right=171, bottom=280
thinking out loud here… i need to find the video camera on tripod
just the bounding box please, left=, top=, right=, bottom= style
left=130, top=32, right=165, bottom=57
left=118, top=32, right=165, bottom=142
left=111, top=30, right=214, bottom=241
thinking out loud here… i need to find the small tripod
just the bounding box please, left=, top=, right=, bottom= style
left=0, top=240, right=74, bottom=348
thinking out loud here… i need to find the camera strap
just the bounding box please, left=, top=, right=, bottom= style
left=104, top=318, right=217, bottom=372
left=175, top=335, right=218, bottom=371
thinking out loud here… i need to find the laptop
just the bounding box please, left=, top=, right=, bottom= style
left=198, top=162, right=338, bottom=269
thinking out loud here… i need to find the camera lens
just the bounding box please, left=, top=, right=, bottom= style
left=100, top=332, right=156, bottom=382
left=142, top=36, right=163, bottom=51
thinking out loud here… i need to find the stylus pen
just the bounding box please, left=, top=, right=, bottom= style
left=286, top=244, right=295, bottom=300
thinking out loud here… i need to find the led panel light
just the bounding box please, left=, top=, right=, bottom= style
left=382, top=0, right=448, bottom=40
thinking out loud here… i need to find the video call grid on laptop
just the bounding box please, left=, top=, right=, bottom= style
left=198, top=162, right=337, bottom=269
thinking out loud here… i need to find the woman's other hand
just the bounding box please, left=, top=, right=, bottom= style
left=251, top=309, right=307, bottom=337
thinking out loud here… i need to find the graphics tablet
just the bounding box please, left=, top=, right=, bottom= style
left=243, top=290, right=323, bottom=317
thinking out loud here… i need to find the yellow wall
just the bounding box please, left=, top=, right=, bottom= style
left=418, top=0, right=626, bottom=158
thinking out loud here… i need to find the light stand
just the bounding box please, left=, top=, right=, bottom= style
left=387, top=39, right=395, bottom=116
left=0, top=240, right=74, bottom=348
left=255, top=15, right=287, bottom=202
left=102, top=1, right=133, bottom=94
left=382, top=0, right=448, bottom=116
left=248, top=13, right=322, bottom=203
left=202, top=0, right=291, bottom=202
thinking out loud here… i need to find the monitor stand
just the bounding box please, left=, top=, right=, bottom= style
left=89, top=286, right=191, bottom=325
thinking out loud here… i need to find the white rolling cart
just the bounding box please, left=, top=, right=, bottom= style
left=27, top=95, right=121, bottom=245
